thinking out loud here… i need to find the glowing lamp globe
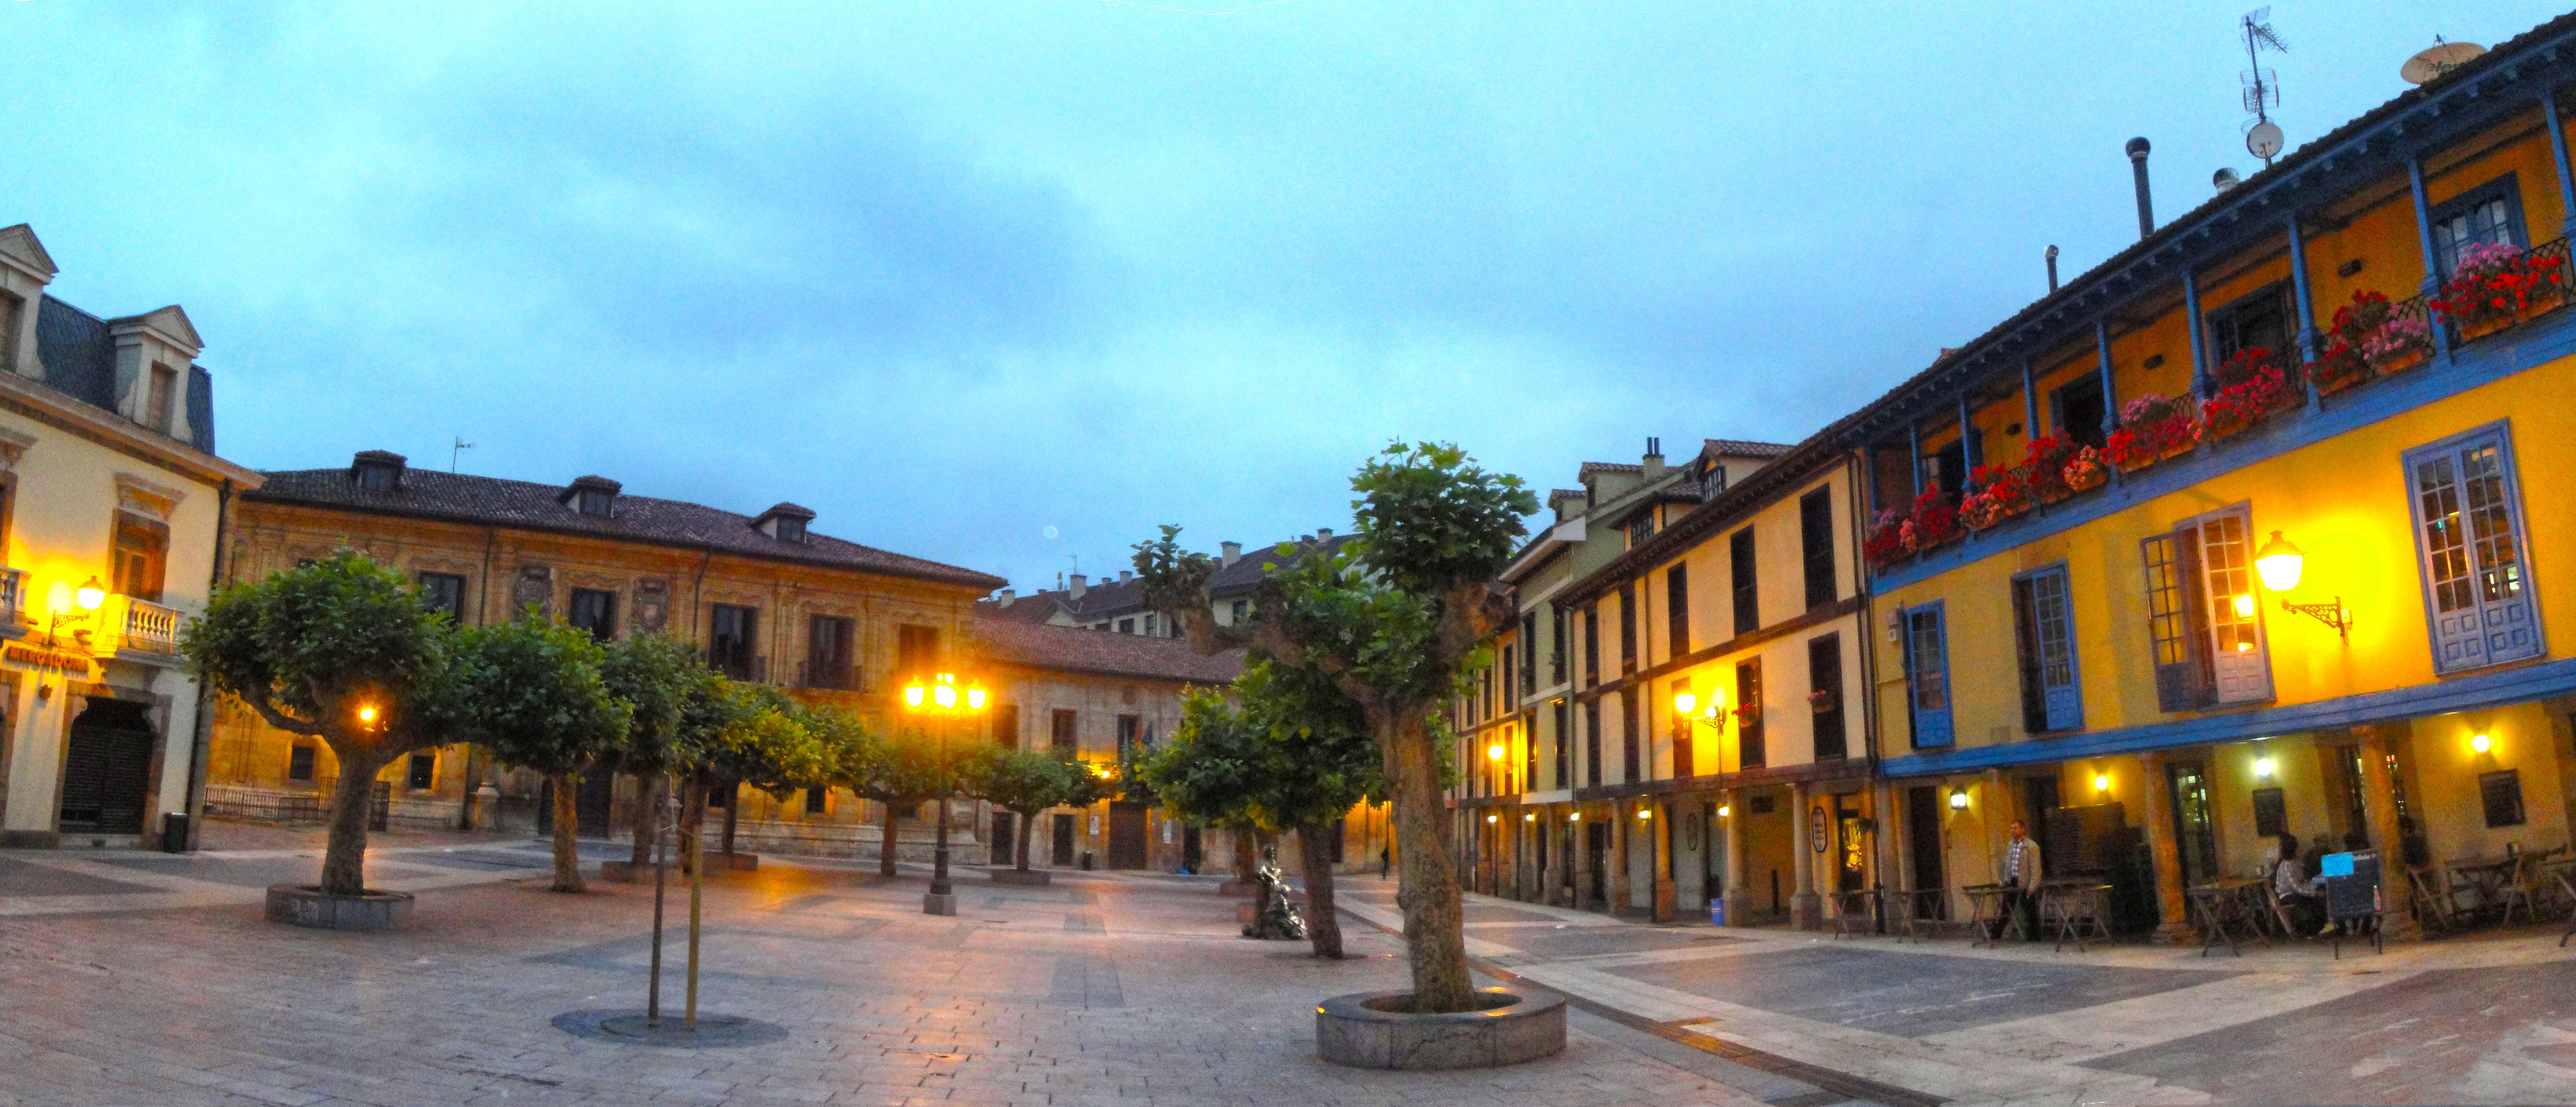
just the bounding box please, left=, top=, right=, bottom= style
left=1673, top=691, right=1697, bottom=716
left=2255, top=531, right=2304, bottom=592
left=75, top=577, right=106, bottom=611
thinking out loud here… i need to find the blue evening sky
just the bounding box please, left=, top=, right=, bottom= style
left=9, top=2, right=2551, bottom=590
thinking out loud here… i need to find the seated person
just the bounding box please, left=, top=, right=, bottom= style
left=2273, top=831, right=2327, bottom=936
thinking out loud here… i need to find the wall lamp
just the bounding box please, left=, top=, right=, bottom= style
left=2256, top=531, right=2352, bottom=638
left=2471, top=733, right=2492, bottom=754
left=1674, top=687, right=1733, bottom=731
left=1948, top=788, right=1969, bottom=810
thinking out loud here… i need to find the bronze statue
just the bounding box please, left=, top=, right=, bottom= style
left=1243, top=846, right=1307, bottom=940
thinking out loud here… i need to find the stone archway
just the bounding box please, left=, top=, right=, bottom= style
left=59, top=698, right=158, bottom=834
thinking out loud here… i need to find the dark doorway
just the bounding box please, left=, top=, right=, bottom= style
left=1106, top=801, right=1148, bottom=869
left=1906, top=786, right=1946, bottom=910
left=1833, top=793, right=1867, bottom=893
left=1585, top=821, right=1609, bottom=908
left=535, top=768, right=616, bottom=837
left=58, top=699, right=156, bottom=834
left=2166, top=761, right=2220, bottom=887
left=1051, top=813, right=1076, bottom=866
left=2052, top=376, right=2109, bottom=450
left=990, top=811, right=1015, bottom=865
left=1703, top=801, right=1723, bottom=904
left=1182, top=825, right=1203, bottom=872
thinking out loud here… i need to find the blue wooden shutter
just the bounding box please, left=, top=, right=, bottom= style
left=2409, top=428, right=2543, bottom=672
left=2029, top=567, right=2084, bottom=731
left=1903, top=603, right=1954, bottom=748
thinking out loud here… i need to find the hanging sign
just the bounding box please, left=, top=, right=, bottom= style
left=2, top=643, right=95, bottom=681
left=1810, top=805, right=1828, bottom=852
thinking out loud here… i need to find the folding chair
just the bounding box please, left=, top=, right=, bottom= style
left=2405, top=866, right=2455, bottom=934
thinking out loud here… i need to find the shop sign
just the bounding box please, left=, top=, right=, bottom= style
left=2, top=642, right=95, bottom=680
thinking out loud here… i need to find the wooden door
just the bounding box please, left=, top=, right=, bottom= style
left=1106, top=801, right=1149, bottom=869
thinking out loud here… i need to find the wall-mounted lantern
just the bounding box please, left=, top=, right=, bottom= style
left=2256, top=530, right=2352, bottom=637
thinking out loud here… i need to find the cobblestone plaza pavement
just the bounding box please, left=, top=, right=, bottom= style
left=0, top=826, right=2570, bottom=1107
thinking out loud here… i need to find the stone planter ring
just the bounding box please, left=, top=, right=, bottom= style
left=1315, top=987, right=1566, bottom=1070
left=264, top=884, right=415, bottom=932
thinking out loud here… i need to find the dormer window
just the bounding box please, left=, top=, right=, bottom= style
left=562, top=475, right=622, bottom=517
left=351, top=450, right=407, bottom=492
left=753, top=502, right=817, bottom=543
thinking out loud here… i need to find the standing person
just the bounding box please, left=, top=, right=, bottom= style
left=1380, top=844, right=1391, bottom=879
left=1995, top=819, right=2043, bottom=940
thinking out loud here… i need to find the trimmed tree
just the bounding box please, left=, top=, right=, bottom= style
left=598, top=632, right=720, bottom=868
left=1138, top=442, right=1533, bottom=1010
left=687, top=682, right=827, bottom=856
left=181, top=551, right=460, bottom=898
left=968, top=747, right=1109, bottom=873
left=453, top=614, right=634, bottom=893
left=833, top=725, right=950, bottom=877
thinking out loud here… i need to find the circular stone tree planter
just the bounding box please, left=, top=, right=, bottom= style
left=1315, top=988, right=1565, bottom=1070
left=264, top=884, right=415, bottom=932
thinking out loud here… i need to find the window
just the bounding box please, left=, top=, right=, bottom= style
left=145, top=363, right=178, bottom=432
left=1500, top=645, right=1516, bottom=711
left=111, top=514, right=169, bottom=602
left=706, top=784, right=728, bottom=809
left=1729, top=527, right=1758, bottom=636
left=1581, top=606, right=1599, bottom=685
left=2479, top=769, right=2526, bottom=828
left=568, top=588, right=617, bottom=641
left=1669, top=678, right=1693, bottom=778
left=2140, top=505, right=2270, bottom=710
left=1900, top=604, right=1952, bottom=748
left=1230, top=599, right=1250, bottom=623
left=1928, top=437, right=1966, bottom=503
left=1735, top=658, right=1764, bottom=769
left=1143, top=614, right=1159, bottom=636
left=2251, top=786, right=2288, bottom=838
left=805, top=786, right=828, bottom=814
left=288, top=744, right=316, bottom=782
left=992, top=703, right=1019, bottom=749
left=417, top=572, right=468, bottom=623
left=1116, top=618, right=1135, bottom=634
left=807, top=615, right=855, bottom=690
left=1800, top=488, right=1836, bottom=610
left=1583, top=700, right=1602, bottom=786
left=1520, top=613, right=1537, bottom=695
left=897, top=624, right=940, bottom=678
left=1665, top=566, right=1690, bottom=657
left=1618, top=584, right=1638, bottom=674
left=357, top=461, right=398, bottom=492
left=776, top=517, right=807, bottom=543
left=2430, top=173, right=2526, bottom=279
left=2051, top=376, right=2108, bottom=451
left=1117, top=715, right=1143, bottom=764
left=710, top=604, right=759, bottom=680
left=1808, top=634, right=1846, bottom=760
left=1551, top=699, right=1568, bottom=788
left=2406, top=425, right=2542, bottom=673
left=0, top=290, right=19, bottom=369
left=2011, top=565, right=2083, bottom=733
left=407, top=752, right=436, bottom=790
left=1549, top=606, right=1566, bottom=684
left=1619, top=693, right=1640, bottom=783
left=576, top=489, right=613, bottom=516
left=2206, top=282, right=2293, bottom=365
left=1051, top=709, right=1078, bottom=755
left=1627, top=511, right=1655, bottom=547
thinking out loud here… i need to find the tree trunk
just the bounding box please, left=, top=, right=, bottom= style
left=1233, top=829, right=1257, bottom=883
left=318, top=744, right=388, bottom=897
left=1388, top=714, right=1474, bottom=1012
left=630, top=773, right=660, bottom=867
left=681, top=776, right=705, bottom=878
left=879, top=799, right=902, bottom=877
left=719, top=779, right=740, bottom=858
left=1297, top=820, right=1345, bottom=959
left=1015, top=809, right=1035, bottom=871
left=548, top=771, right=586, bottom=893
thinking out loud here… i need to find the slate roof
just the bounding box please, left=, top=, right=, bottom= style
left=1701, top=438, right=1794, bottom=458
left=975, top=531, right=1358, bottom=624
left=31, top=295, right=217, bottom=455
left=973, top=617, right=1245, bottom=685
left=250, top=459, right=1004, bottom=590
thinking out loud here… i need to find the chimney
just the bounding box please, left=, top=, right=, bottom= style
left=2126, top=137, right=2154, bottom=239
left=1118, top=570, right=1132, bottom=583
left=2212, top=167, right=2242, bottom=194
left=1220, top=541, right=1242, bottom=567
left=1069, top=573, right=1087, bottom=600
left=1642, top=436, right=1666, bottom=480
left=2045, top=245, right=2060, bottom=292
left=997, top=588, right=1016, bottom=608
left=1316, top=527, right=1332, bottom=540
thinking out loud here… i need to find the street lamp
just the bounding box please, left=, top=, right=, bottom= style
left=2255, top=530, right=2352, bottom=637
left=47, top=575, right=106, bottom=648
left=900, top=670, right=989, bottom=916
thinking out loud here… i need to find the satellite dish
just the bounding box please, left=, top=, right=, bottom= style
left=2246, top=120, right=2285, bottom=160
left=2402, top=41, right=2486, bottom=85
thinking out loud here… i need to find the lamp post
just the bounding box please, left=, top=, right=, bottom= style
left=902, top=670, right=988, bottom=916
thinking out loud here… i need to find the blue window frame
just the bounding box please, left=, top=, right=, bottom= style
left=2012, top=564, right=2084, bottom=733
left=2429, top=172, right=2528, bottom=280
left=1901, top=601, right=1954, bottom=748
left=2405, top=422, right=2544, bottom=673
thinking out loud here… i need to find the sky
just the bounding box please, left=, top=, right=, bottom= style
left=8, top=0, right=2558, bottom=592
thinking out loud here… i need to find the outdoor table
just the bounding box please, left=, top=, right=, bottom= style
left=2188, top=879, right=2266, bottom=957
left=2549, top=859, right=2576, bottom=949
left=2449, top=857, right=2521, bottom=923
left=2043, top=882, right=2114, bottom=952
left=1963, top=883, right=2009, bottom=947
left=1893, top=887, right=1949, bottom=943
left=1829, top=888, right=1879, bottom=939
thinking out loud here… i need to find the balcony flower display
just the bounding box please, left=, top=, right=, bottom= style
left=2103, top=393, right=2199, bottom=469
left=2360, top=308, right=2433, bottom=369
left=1904, top=486, right=1959, bottom=551
left=2063, top=446, right=2106, bottom=492
left=2020, top=433, right=2080, bottom=502
left=2433, top=240, right=2569, bottom=332
left=1863, top=508, right=1908, bottom=568
left=2200, top=355, right=2296, bottom=439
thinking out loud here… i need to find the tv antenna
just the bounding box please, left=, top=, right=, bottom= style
left=451, top=436, right=475, bottom=473
left=2239, top=8, right=2289, bottom=165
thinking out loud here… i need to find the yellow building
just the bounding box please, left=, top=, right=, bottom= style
left=205, top=448, right=1003, bottom=855
left=1851, top=22, right=2576, bottom=938
left=0, top=224, right=263, bottom=849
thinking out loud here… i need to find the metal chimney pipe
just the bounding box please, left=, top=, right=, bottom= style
left=2126, top=137, right=2154, bottom=239
left=2046, top=245, right=2060, bottom=292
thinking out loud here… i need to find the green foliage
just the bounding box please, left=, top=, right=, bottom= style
left=1134, top=687, right=1268, bottom=834
left=453, top=614, right=633, bottom=778
left=967, top=747, right=1108, bottom=819
left=688, top=682, right=828, bottom=798
left=829, top=722, right=950, bottom=805
left=598, top=632, right=719, bottom=777
left=1347, top=441, right=1539, bottom=595
left=1139, top=662, right=1387, bottom=836
left=182, top=549, right=455, bottom=743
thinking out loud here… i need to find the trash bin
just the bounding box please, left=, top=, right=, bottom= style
left=1079, top=850, right=1095, bottom=871
left=1709, top=898, right=1724, bottom=926
left=161, top=812, right=190, bottom=853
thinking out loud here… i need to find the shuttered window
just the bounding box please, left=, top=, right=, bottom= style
left=2195, top=512, right=2270, bottom=703
left=2406, top=424, right=2543, bottom=673
left=2141, top=506, right=2270, bottom=710
left=2012, top=565, right=2083, bottom=732
left=1665, top=565, right=1690, bottom=657
left=1901, top=603, right=1954, bottom=748
left=1808, top=634, right=1847, bottom=760
left=1800, top=488, right=1836, bottom=610
left=1735, top=658, right=1765, bottom=768
left=1730, top=527, right=1758, bottom=635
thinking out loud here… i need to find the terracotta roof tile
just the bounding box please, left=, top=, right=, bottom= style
left=973, top=618, right=1244, bottom=685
